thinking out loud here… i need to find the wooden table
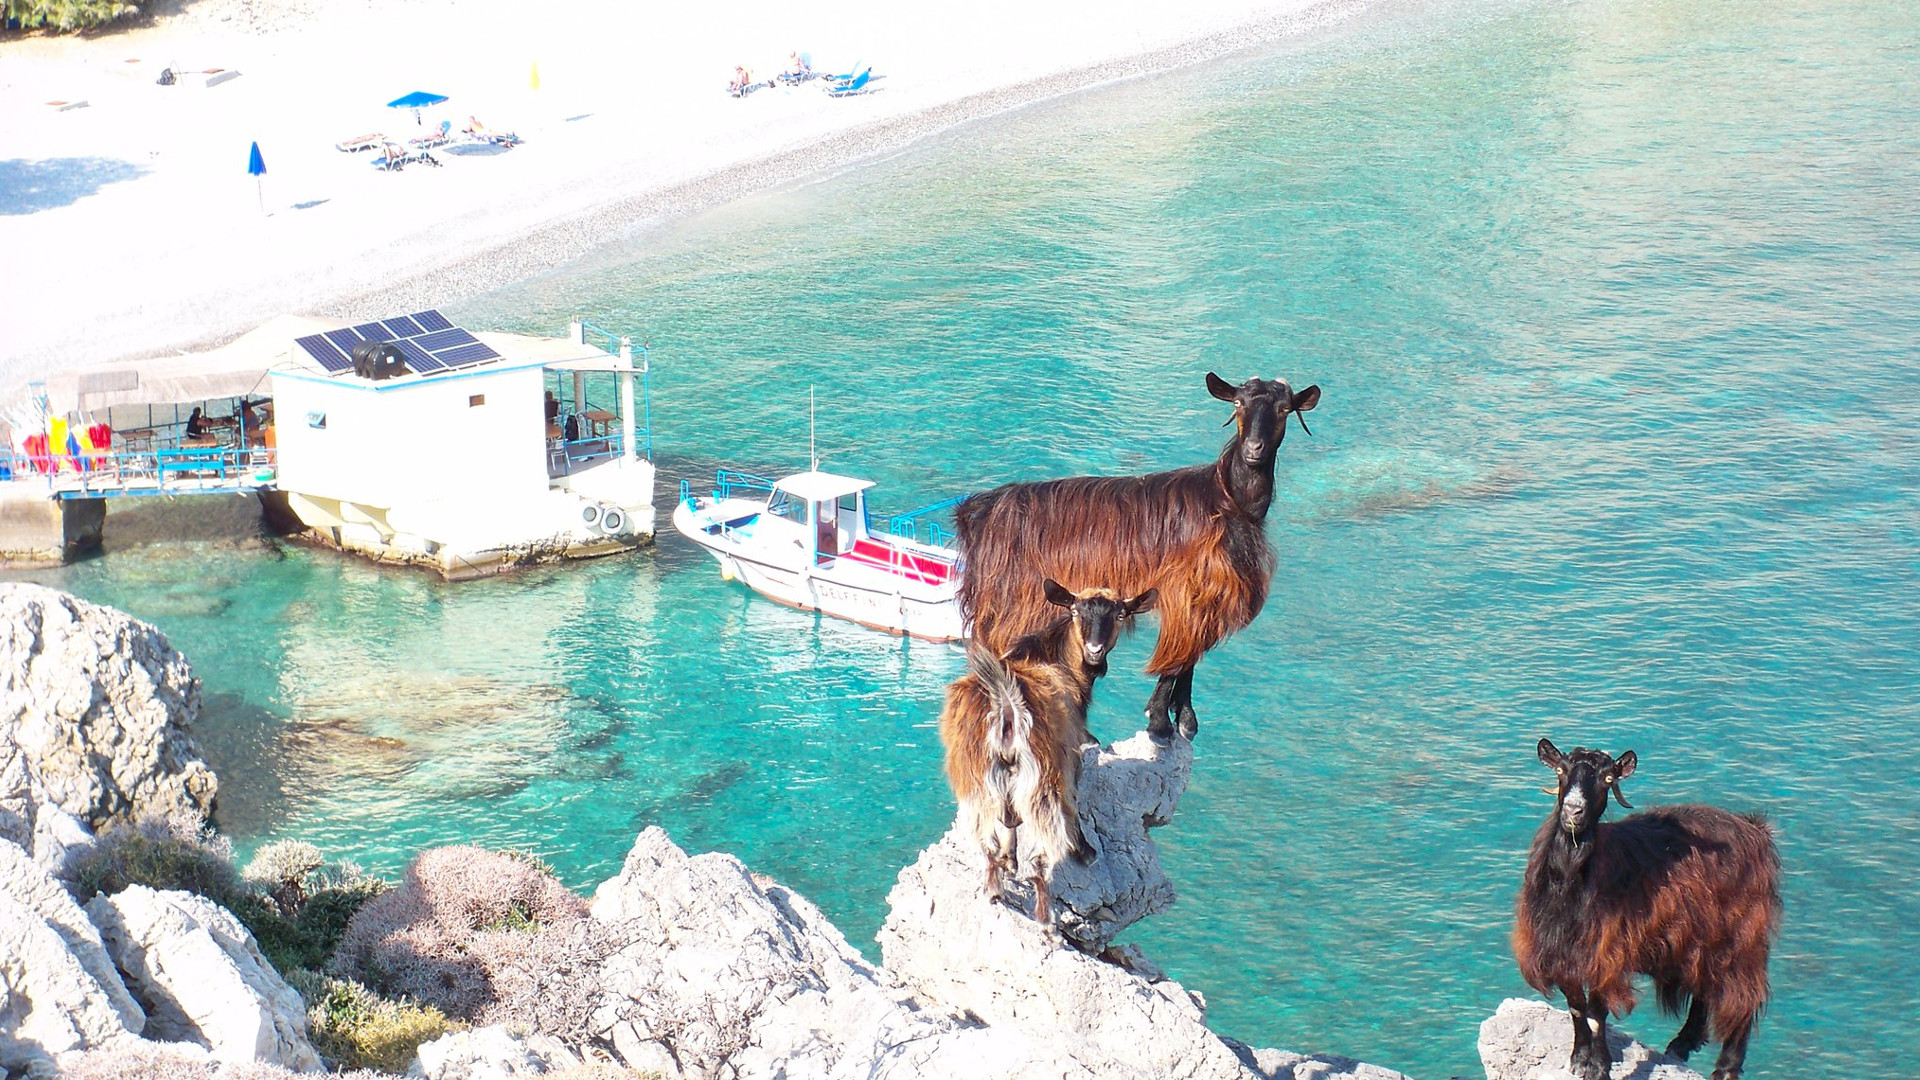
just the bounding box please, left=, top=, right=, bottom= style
left=582, top=410, right=619, bottom=438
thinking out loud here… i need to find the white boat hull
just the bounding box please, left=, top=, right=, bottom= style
left=673, top=496, right=964, bottom=643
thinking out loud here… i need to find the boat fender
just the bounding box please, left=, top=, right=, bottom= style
left=720, top=558, right=736, bottom=582
left=601, top=506, right=627, bottom=535
left=581, top=503, right=602, bottom=528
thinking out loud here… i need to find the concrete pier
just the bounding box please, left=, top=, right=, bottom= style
left=0, top=490, right=104, bottom=568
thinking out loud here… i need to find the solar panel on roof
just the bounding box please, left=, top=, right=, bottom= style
left=410, top=310, right=453, bottom=333
left=295, top=334, right=355, bottom=373
left=382, top=316, right=424, bottom=339
left=322, top=328, right=363, bottom=352
left=415, top=328, right=475, bottom=352
left=352, top=322, right=394, bottom=342
left=435, top=342, right=500, bottom=367
left=392, top=339, right=444, bottom=372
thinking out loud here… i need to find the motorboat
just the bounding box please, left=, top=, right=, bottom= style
left=672, top=469, right=964, bottom=642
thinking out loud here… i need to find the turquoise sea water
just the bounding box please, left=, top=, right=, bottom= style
left=9, top=0, right=1918, bottom=1075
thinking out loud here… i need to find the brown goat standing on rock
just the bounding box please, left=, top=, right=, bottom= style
left=940, top=580, right=1155, bottom=923
left=955, top=373, right=1319, bottom=741
left=1513, top=740, right=1781, bottom=1080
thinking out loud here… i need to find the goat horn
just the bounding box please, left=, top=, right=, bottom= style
left=1294, top=412, right=1312, bottom=437
left=1540, top=786, right=1557, bottom=796
left=1610, top=782, right=1633, bottom=809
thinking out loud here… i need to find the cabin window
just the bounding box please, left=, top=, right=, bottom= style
left=468, top=394, right=485, bottom=407
left=306, top=411, right=326, bottom=429
left=768, top=493, right=808, bottom=527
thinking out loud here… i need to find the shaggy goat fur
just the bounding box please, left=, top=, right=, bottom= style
left=940, top=583, right=1152, bottom=923
left=954, top=374, right=1316, bottom=738
left=1513, top=741, right=1780, bottom=1080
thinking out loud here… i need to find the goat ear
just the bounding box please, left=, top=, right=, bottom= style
left=1043, top=578, right=1075, bottom=608
left=1206, top=372, right=1237, bottom=402
left=1612, top=751, right=1637, bottom=780
left=1537, top=738, right=1566, bottom=772
left=1292, top=384, right=1321, bottom=412
left=1123, top=588, right=1158, bottom=616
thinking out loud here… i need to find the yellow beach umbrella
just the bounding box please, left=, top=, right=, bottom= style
left=530, top=62, right=540, bottom=91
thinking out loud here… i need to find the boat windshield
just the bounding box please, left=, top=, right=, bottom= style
left=767, top=490, right=808, bottom=526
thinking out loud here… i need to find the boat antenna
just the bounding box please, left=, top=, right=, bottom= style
left=810, top=386, right=817, bottom=471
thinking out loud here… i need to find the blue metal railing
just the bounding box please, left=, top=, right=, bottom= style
left=887, top=495, right=964, bottom=549
left=1, top=446, right=278, bottom=499
left=575, top=320, right=654, bottom=459
left=715, top=470, right=777, bottom=500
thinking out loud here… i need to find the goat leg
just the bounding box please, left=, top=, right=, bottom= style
left=1710, top=1014, right=1755, bottom=1080
left=1144, top=675, right=1177, bottom=740
left=1030, top=872, right=1052, bottom=925
left=1172, top=668, right=1198, bottom=740
left=1563, top=991, right=1601, bottom=1080
left=1579, top=991, right=1613, bottom=1080
left=1667, top=997, right=1710, bottom=1061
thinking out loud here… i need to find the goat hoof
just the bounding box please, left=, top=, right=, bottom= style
left=1175, top=709, right=1198, bottom=741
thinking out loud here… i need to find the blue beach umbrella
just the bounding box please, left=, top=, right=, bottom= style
left=247, top=140, right=266, bottom=212
left=387, top=90, right=450, bottom=125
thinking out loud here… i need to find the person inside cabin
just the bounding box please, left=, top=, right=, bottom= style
left=183, top=407, right=208, bottom=441
left=545, top=390, right=560, bottom=425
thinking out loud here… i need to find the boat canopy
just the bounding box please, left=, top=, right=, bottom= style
left=775, top=471, right=875, bottom=503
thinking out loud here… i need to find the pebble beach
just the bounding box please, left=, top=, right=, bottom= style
left=0, top=0, right=1366, bottom=392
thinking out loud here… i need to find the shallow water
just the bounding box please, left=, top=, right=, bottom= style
left=10, top=0, right=1918, bottom=1075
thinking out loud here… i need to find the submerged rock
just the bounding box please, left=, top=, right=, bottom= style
left=87, top=885, right=322, bottom=1071
left=0, top=583, right=216, bottom=833
left=1479, top=997, right=1705, bottom=1080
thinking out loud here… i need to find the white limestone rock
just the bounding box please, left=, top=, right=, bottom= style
left=86, top=885, right=321, bottom=1071
left=0, top=838, right=142, bottom=1032
left=0, top=890, right=140, bottom=1077
left=408, top=1024, right=577, bottom=1079
left=0, top=583, right=216, bottom=832
left=0, top=737, right=98, bottom=876
left=1479, top=998, right=1705, bottom=1080
left=586, top=825, right=967, bottom=1079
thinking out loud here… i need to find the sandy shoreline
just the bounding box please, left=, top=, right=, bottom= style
left=0, top=0, right=1380, bottom=397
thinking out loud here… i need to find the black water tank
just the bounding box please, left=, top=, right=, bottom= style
left=350, top=340, right=407, bottom=380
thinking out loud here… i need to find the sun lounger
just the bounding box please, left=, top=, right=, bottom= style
left=410, top=120, right=453, bottom=149
left=336, top=132, right=384, bottom=153
left=463, top=117, right=521, bottom=147
left=827, top=70, right=873, bottom=98
left=371, top=142, right=442, bottom=171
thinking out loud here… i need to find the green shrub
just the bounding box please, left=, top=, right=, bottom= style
left=288, top=971, right=458, bottom=1073
left=3, top=0, right=138, bottom=32
left=71, top=817, right=388, bottom=974
left=70, top=812, right=246, bottom=906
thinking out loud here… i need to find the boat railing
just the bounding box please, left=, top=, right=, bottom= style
left=1, top=446, right=278, bottom=499
left=886, top=495, right=964, bottom=550
left=715, top=470, right=777, bottom=501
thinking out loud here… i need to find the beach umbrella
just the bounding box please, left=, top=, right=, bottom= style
left=529, top=62, right=540, bottom=91
left=247, top=140, right=266, bottom=212
left=387, top=90, right=449, bottom=125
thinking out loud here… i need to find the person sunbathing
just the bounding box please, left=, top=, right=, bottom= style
left=729, top=66, right=754, bottom=97
left=780, top=52, right=811, bottom=84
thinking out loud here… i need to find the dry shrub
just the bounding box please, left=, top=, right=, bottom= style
left=57, top=1041, right=386, bottom=1079
left=330, top=845, right=589, bottom=1018
left=472, top=917, right=620, bottom=1045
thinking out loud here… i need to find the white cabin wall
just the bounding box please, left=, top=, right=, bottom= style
left=271, top=366, right=545, bottom=509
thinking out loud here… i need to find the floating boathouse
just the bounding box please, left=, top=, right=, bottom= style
left=2, top=313, right=656, bottom=578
